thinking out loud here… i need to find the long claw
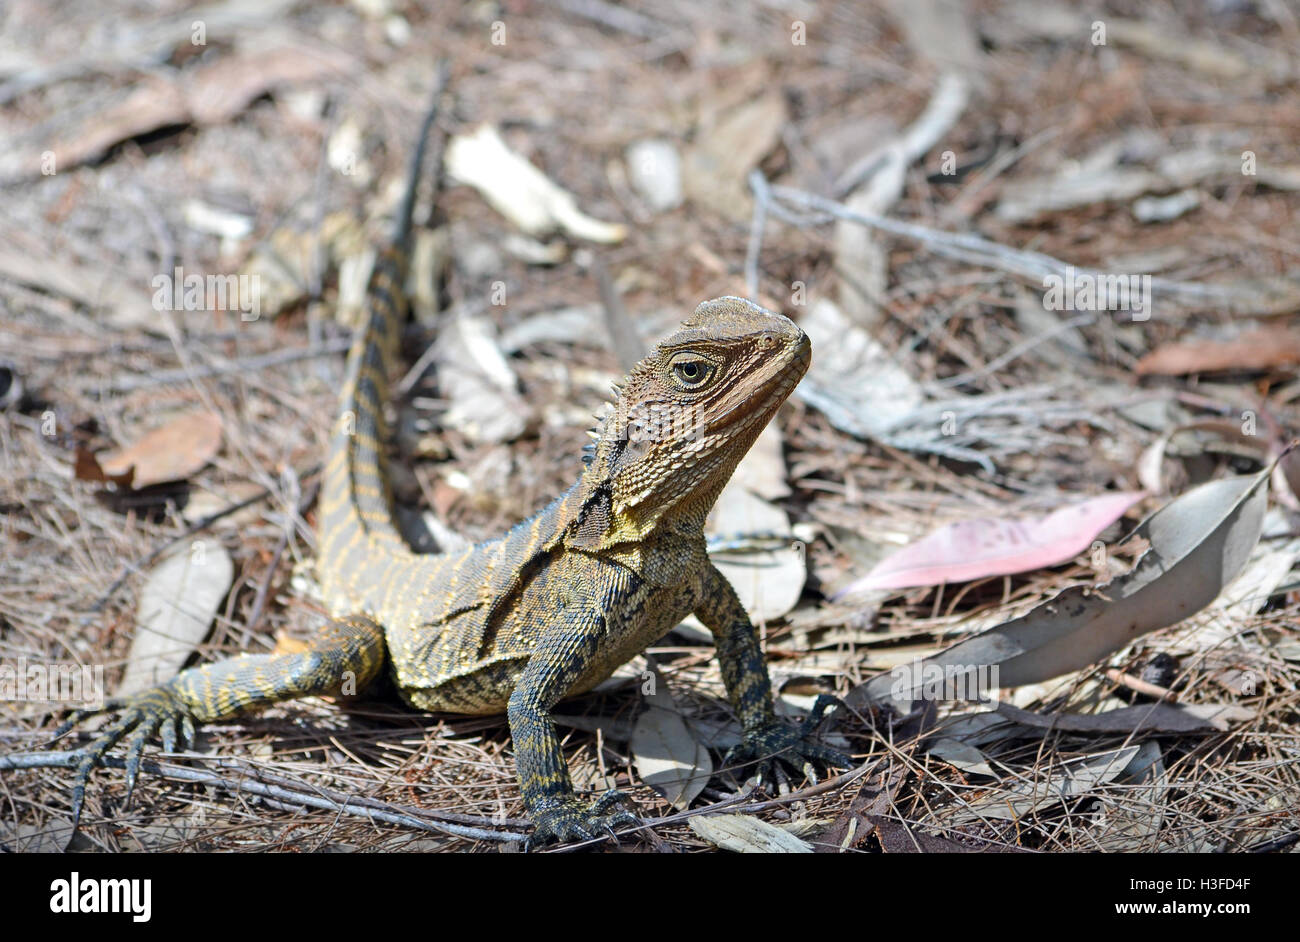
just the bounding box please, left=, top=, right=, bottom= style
left=726, top=702, right=852, bottom=793
left=70, top=767, right=89, bottom=827
left=160, top=718, right=178, bottom=754
left=69, top=746, right=107, bottom=828
left=123, top=724, right=155, bottom=806
left=49, top=710, right=91, bottom=743
left=29, top=682, right=196, bottom=828
left=528, top=791, right=642, bottom=848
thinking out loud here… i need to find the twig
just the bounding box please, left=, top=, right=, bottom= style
left=552, top=0, right=667, bottom=37
left=244, top=765, right=530, bottom=829
left=0, top=751, right=523, bottom=842
left=745, top=169, right=772, bottom=300
left=832, top=72, right=970, bottom=197
left=548, top=760, right=877, bottom=852
left=1250, top=831, right=1300, bottom=853
left=395, top=298, right=491, bottom=395
left=593, top=254, right=645, bottom=371
left=764, top=182, right=1252, bottom=306
left=98, top=338, right=352, bottom=393
left=1105, top=668, right=1176, bottom=701
left=935, top=312, right=1098, bottom=388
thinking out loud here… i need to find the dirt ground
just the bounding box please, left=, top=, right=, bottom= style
left=2, top=0, right=1299, bottom=853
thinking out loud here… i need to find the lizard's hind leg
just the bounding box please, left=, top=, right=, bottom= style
left=52, top=614, right=387, bottom=826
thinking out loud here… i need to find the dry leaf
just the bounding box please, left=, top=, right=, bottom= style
left=927, top=738, right=997, bottom=777
left=728, top=423, right=790, bottom=500
left=1136, top=326, right=1300, bottom=376
left=797, top=298, right=924, bottom=440
left=994, top=701, right=1218, bottom=734
left=438, top=313, right=529, bottom=445
left=185, top=44, right=351, bottom=126
left=1133, top=324, right=1300, bottom=376
left=445, top=124, right=626, bottom=243
left=1090, top=741, right=1167, bottom=851
left=98, top=411, right=223, bottom=489
left=0, top=819, right=76, bottom=853
left=1175, top=702, right=1255, bottom=732
left=855, top=467, right=1270, bottom=708
left=50, top=78, right=189, bottom=172
left=74, top=446, right=133, bottom=487
left=837, top=491, right=1143, bottom=595
left=0, top=240, right=156, bottom=329
left=629, top=662, right=711, bottom=810
left=1137, top=419, right=1267, bottom=494
left=706, top=483, right=805, bottom=624
left=944, top=746, right=1141, bottom=823
left=118, top=539, right=234, bottom=696
left=41, top=44, right=351, bottom=179
left=684, top=91, right=786, bottom=221
left=689, top=813, right=812, bottom=853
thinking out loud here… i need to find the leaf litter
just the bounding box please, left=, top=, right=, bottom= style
left=2, top=0, right=1299, bottom=854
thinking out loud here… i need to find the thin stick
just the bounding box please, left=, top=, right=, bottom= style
left=744, top=169, right=771, bottom=300
left=0, top=751, right=523, bottom=842
left=1105, top=667, right=1176, bottom=701
left=765, top=182, right=1252, bottom=306
left=99, top=338, right=352, bottom=394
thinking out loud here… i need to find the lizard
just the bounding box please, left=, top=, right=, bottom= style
left=32, top=72, right=850, bottom=846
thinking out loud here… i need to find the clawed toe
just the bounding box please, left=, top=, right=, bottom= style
left=526, top=792, right=642, bottom=849
left=725, top=701, right=852, bottom=793
left=39, top=685, right=195, bottom=827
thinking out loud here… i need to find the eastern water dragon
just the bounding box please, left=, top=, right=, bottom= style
left=24, top=76, right=849, bottom=846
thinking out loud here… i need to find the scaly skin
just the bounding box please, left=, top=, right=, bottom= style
left=24, top=74, right=849, bottom=845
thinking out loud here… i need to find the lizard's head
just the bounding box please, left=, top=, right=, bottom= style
left=573, top=296, right=809, bottom=544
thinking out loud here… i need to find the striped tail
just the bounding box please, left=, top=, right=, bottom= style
left=318, top=69, right=448, bottom=613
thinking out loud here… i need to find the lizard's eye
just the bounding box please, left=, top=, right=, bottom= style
left=668, top=353, right=716, bottom=389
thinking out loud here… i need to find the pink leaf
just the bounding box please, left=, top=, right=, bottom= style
left=835, top=492, right=1145, bottom=597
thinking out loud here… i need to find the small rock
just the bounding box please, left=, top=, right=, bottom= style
left=1133, top=189, right=1201, bottom=223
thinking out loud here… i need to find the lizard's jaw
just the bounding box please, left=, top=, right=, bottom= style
left=702, top=330, right=809, bottom=437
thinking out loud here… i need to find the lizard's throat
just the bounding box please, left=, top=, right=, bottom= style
left=596, top=400, right=779, bottom=534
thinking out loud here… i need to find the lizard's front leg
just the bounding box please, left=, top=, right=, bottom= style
left=45, top=614, right=387, bottom=826
left=507, top=602, right=638, bottom=848
left=695, top=564, right=851, bottom=784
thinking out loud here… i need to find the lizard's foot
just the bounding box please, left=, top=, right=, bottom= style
left=525, top=789, right=640, bottom=849
left=50, top=683, right=199, bottom=827
left=724, top=694, right=852, bottom=789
